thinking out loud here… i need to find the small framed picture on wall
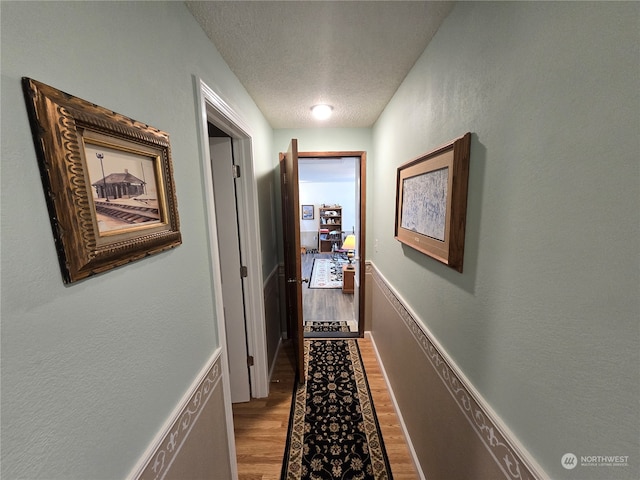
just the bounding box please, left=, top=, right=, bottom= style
left=301, top=204, right=314, bottom=220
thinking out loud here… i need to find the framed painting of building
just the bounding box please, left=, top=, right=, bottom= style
left=22, top=77, right=181, bottom=283
left=394, top=133, right=471, bottom=272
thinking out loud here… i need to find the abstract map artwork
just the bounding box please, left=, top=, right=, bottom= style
left=401, top=167, right=449, bottom=241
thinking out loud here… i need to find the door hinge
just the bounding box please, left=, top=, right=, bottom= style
left=240, top=265, right=248, bottom=278
left=247, top=355, right=254, bottom=367
left=232, top=164, right=241, bottom=178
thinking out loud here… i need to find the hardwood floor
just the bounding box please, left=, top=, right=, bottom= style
left=232, top=341, right=296, bottom=480
left=232, top=338, right=419, bottom=480
left=358, top=339, right=419, bottom=480
left=302, top=253, right=355, bottom=324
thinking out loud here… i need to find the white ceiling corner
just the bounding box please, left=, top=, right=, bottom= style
left=185, top=1, right=454, bottom=129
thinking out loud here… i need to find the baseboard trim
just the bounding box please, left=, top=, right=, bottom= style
left=127, top=347, right=226, bottom=480
left=368, top=263, right=548, bottom=480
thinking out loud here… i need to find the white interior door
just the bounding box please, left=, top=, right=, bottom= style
left=210, top=137, right=251, bottom=403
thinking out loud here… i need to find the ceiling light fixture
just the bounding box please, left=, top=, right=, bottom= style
left=311, top=104, right=333, bottom=121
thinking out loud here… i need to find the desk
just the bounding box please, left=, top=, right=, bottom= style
left=342, top=265, right=355, bottom=294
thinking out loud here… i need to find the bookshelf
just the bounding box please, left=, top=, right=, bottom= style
left=318, top=206, right=342, bottom=253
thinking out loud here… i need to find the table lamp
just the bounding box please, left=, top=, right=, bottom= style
left=341, top=234, right=356, bottom=269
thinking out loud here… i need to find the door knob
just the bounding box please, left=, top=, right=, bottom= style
left=287, top=278, right=309, bottom=284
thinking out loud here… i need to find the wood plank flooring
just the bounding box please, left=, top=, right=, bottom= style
left=232, top=338, right=419, bottom=480
left=302, top=253, right=355, bottom=323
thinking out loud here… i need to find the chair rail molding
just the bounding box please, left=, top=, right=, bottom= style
left=367, top=262, right=548, bottom=480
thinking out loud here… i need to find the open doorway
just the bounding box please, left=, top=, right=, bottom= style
left=297, top=152, right=366, bottom=338
left=195, top=77, right=270, bottom=405
left=207, top=125, right=251, bottom=403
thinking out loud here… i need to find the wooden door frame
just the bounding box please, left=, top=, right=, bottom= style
left=299, top=151, right=366, bottom=336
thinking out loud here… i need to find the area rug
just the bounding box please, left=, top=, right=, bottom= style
left=309, top=258, right=348, bottom=289
left=281, top=339, right=393, bottom=479
left=303, top=321, right=350, bottom=333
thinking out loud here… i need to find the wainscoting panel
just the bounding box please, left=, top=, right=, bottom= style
left=278, top=263, right=287, bottom=337
left=364, top=263, right=373, bottom=331
left=300, top=230, right=318, bottom=251
left=264, top=265, right=283, bottom=371
left=367, top=264, right=544, bottom=480
left=131, top=350, right=232, bottom=480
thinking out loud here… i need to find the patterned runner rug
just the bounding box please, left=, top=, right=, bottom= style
left=281, top=339, right=393, bottom=479
left=304, top=321, right=350, bottom=333
left=309, top=258, right=348, bottom=289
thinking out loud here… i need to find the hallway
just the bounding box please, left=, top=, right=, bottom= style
left=232, top=338, right=419, bottom=479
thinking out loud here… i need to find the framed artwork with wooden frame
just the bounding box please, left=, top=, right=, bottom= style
left=22, top=77, right=181, bottom=283
left=394, top=133, right=471, bottom=272
left=301, top=204, right=314, bottom=220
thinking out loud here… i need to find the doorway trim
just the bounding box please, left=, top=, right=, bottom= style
left=298, top=151, right=367, bottom=335
left=195, top=76, right=270, bottom=400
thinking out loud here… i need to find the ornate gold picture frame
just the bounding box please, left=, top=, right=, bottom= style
left=23, top=78, right=181, bottom=283
left=395, top=133, right=471, bottom=272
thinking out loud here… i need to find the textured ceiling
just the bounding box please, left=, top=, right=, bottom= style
left=186, top=1, right=454, bottom=129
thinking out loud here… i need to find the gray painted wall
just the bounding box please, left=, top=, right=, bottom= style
left=1, top=2, right=274, bottom=478
left=371, top=2, right=639, bottom=479
left=3, top=2, right=638, bottom=479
